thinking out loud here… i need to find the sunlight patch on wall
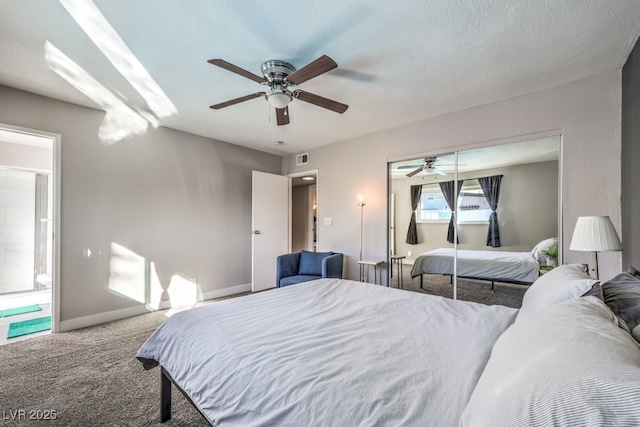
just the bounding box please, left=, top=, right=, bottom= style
left=147, top=261, right=164, bottom=311
left=165, top=275, right=199, bottom=317
left=108, top=242, right=146, bottom=304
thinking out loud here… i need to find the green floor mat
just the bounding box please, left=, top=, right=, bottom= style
left=0, top=304, right=42, bottom=318
left=7, top=316, right=51, bottom=339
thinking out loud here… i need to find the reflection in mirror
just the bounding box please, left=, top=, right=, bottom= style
left=389, top=136, right=560, bottom=308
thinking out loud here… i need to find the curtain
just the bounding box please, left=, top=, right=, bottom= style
left=478, top=175, right=503, bottom=248
left=439, top=180, right=464, bottom=243
left=405, top=185, right=422, bottom=244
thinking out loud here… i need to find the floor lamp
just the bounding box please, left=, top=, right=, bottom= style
left=569, top=216, right=622, bottom=280
left=357, top=194, right=365, bottom=261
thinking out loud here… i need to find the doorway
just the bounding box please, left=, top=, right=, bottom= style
left=0, top=124, right=59, bottom=343
left=289, top=170, right=318, bottom=253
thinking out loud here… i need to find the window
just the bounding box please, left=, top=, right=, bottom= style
left=418, top=181, right=492, bottom=223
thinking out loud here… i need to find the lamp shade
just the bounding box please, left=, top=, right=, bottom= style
left=569, top=216, right=622, bottom=252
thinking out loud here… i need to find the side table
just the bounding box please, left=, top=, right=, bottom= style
left=390, top=255, right=406, bottom=289
left=358, top=259, right=384, bottom=285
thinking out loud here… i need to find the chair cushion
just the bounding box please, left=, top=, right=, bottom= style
left=298, top=250, right=334, bottom=276
left=279, top=275, right=322, bottom=287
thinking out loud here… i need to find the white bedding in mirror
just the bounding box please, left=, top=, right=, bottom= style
left=411, top=248, right=540, bottom=284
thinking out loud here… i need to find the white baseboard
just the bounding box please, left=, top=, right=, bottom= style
left=58, top=283, right=251, bottom=332
left=201, top=283, right=251, bottom=300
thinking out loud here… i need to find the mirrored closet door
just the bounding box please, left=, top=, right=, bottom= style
left=389, top=136, right=561, bottom=308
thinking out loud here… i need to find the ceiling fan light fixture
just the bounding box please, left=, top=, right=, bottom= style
left=266, top=87, right=292, bottom=109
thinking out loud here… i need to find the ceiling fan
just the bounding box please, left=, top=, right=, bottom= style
left=207, top=55, right=348, bottom=125
left=399, top=157, right=451, bottom=177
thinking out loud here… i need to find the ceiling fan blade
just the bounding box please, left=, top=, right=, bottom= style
left=398, top=164, right=423, bottom=170
left=434, top=167, right=447, bottom=176
left=209, top=92, right=264, bottom=109
left=406, top=167, right=423, bottom=178
left=294, top=90, right=348, bottom=114
left=276, top=106, right=290, bottom=126
left=286, top=55, right=337, bottom=85
left=207, top=59, right=266, bottom=84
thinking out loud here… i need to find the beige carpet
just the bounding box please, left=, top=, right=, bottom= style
left=0, top=302, right=231, bottom=426
left=391, top=263, right=527, bottom=309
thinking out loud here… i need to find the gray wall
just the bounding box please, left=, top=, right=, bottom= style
left=0, top=85, right=281, bottom=329
left=393, top=161, right=558, bottom=259
left=283, top=71, right=623, bottom=284
left=622, top=38, right=640, bottom=270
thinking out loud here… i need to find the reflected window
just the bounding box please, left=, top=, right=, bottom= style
left=458, top=183, right=492, bottom=222
left=419, top=185, right=450, bottom=221
left=418, top=181, right=491, bottom=223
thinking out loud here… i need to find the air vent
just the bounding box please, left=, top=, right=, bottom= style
left=296, top=153, right=309, bottom=166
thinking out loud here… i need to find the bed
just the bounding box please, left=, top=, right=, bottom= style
left=410, top=248, right=540, bottom=288
left=137, top=267, right=640, bottom=426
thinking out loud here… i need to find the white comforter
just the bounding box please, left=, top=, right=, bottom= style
left=137, top=278, right=518, bottom=426
left=411, top=248, right=540, bottom=284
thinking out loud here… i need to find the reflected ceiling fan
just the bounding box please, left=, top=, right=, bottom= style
left=207, top=55, right=348, bottom=125
left=399, top=157, right=455, bottom=177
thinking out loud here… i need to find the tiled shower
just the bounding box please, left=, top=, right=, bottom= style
left=0, top=168, right=52, bottom=295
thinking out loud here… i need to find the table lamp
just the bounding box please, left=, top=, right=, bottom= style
left=569, top=216, right=622, bottom=279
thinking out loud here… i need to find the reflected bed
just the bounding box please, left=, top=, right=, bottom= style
left=410, top=248, right=540, bottom=288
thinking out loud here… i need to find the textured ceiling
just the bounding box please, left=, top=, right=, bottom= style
left=0, top=0, right=639, bottom=155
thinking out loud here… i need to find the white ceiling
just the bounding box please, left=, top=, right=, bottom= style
left=0, top=1, right=639, bottom=155
left=391, top=136, right=559, bottom=179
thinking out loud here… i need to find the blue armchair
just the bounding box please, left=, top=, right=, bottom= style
left=276, top=250, right=344, bottom=287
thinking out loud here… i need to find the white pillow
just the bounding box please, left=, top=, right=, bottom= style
left=516, top=263, right=596, bottom=324
left=460, top=297, right=640, bottom=427
left=530, top=237, right=558, bottom=263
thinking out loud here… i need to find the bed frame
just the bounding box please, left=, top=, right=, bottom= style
left=160, top=367, right=210, bottom=424
left=418, top=273, right=533, bottom=291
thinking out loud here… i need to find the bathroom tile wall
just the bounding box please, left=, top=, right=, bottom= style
left=0, top=169, right=35, bottom=294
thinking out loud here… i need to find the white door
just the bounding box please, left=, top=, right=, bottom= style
left=252, top=171, right=290, bottom=292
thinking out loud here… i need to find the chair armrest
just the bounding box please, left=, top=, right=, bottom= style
left=322, top=253, right=344, bottom=279
left=276, top=253, right=301, bottom=287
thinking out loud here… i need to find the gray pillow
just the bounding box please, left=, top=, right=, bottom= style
left=582, top=282, right=603, bottom=300
left=628, top=265, right=640, bottom=279
left=601, top=272, right=640, bottom=340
